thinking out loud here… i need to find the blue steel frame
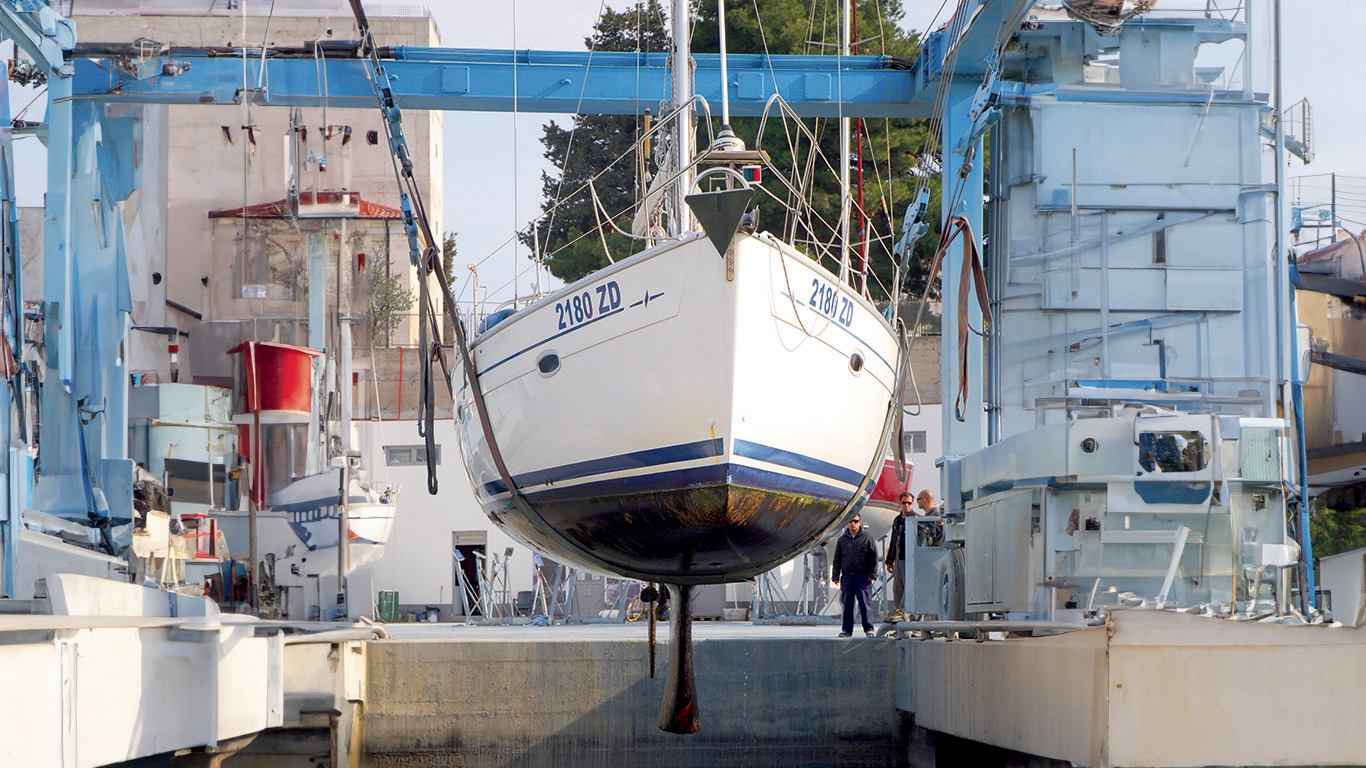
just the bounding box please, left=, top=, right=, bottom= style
left=0, top=0, right=76, bottom=596
left=73, top=48, right=927, bottom=118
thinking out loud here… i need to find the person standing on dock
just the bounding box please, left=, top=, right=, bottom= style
left=884, top=492, right=915, bottom=622
left=916, top=489, right=944, bottom=547
left=832, top=514, right=878, bottom=637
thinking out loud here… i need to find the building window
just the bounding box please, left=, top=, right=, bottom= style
left=903, top=431, right=928, bottom=454
left=238, top=221, right=304, bottom=301
left=385, top=444, right=441, bottom=466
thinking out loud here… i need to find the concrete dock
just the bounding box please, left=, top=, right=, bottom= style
left=360, top=613, right=1366, bottom=768
left=15, top=580, right=1366, bottom=768
left=365, top=623, right=900, bottom=768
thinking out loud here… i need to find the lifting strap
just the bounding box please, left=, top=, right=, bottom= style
left=923, top=215, right=992, bottom=422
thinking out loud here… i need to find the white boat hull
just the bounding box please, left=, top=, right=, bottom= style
left=456, top=231, right=900, bottom=583
left=214, top=471, right=397, bottom=578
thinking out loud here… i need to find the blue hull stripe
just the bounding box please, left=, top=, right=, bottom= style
left=516, top=462, right=851, bottom=505
left=481, top=438, right=724, bottom=496
left=521, top=464, right=729, bottom=502
left=727, top=464, right=851, bottom=503
left=517, top=438, right=725, bottom=488
left=478, top=304, right=627, bottom=376
left=481, top=438, right=862, bottom=499
left=733, top=439, right=865, bottom=488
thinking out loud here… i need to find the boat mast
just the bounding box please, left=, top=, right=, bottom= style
left=838, top=0, right=852, bottom=283
left=717, top=0, right=730, bottom=129
left=852, top=1, right=867, bottom=294
left=672, top=0, right=694, bottom=234
left=711, top=1, right=744, bottom=153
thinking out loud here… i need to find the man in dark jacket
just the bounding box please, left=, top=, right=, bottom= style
left=884, top=492, right=915, bottom=622
left=832, top=513, right=878, bottom=637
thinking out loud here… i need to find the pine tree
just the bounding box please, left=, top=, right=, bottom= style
left=525, top=1, right=671, bottom=283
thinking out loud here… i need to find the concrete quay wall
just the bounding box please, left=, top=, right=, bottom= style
left=902, top=611, right=1366, bottom=767
left=364, top=634, right=899, bottom=767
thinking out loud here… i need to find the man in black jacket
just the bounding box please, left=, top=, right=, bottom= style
left=832, top=513, right=878, bottom=637
left=884, top=492, right=915, bottom=622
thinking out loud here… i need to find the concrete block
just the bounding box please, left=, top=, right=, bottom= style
left=364, top=634, right=899, bottom=767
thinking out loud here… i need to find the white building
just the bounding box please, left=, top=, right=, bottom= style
left=900, top=334, right=944, bottom=505
left=69, top=1, right=445, bottom=385
left=356, top=419, right=542, bottom=617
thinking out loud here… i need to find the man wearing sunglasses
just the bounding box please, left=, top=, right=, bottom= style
left=884, top=492, right=915, bottom=622
left=831, top=514, right=878, bottom=637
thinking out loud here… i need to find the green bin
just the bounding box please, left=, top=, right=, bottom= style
left=377, top=590, right=399, bottom=622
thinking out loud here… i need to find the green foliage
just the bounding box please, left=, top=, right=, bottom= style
left=529, top=0, right=941, bottom=300
left=1311, top=505, right=1366, bottom=560
left=441, top=231, right=458, bottom=336
left=693, top=0, right=936, bottom=299
left=367, top=269, right=415, bottom=343
left=442, top=231, right=458, bottom=280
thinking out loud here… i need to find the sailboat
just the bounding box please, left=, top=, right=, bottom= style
left=454, top=1, right=902, bottom=588
left=343, top=0, right=905, bottom=734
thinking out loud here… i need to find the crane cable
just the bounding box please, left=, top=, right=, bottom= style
left=345, top=0, right=515, bottom=499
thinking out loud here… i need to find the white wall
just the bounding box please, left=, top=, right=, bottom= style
left=902, top=403, right=944, bottom=505
left=356, top=419, right=537, bottom=610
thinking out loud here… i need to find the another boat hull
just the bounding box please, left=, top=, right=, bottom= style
left=457, top=231, right=900, bottom=583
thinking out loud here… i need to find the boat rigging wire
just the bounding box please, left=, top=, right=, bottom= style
left=588, top=181, right=617, bottom=263
left=454, top=95, right=716, bottom=309
left=346, top=0, right=501, bottom=497
left=257, top=0, right=277, bottom=89
left=540, top=0, right=610, bottom=273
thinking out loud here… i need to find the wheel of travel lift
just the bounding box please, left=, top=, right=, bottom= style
left=936, top=547, right=966, bottom=621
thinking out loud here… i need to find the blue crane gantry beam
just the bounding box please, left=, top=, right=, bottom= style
left=67, top=0, right=1025, bottom=120
left=73, top=48, right=929, bottom=118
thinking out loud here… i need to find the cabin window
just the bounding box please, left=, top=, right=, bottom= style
left=1137, top=431, right=1207, bottom=474
left=537, top=352, right=561, bottom=376
left=385, top=444, right=441, bottom=467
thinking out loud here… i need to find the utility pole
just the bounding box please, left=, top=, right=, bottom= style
left=249, top=345, right=261, bottom=614
left=1331, top=172, right=1337, bottom=242
left=336, top=454, right=350, bottom=620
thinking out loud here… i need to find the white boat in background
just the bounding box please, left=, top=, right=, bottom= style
left=457, top=228, right=900, bottom=584
left=213, top=469, right=396, bottom=576
left=129, top=339, right=398, bottom=620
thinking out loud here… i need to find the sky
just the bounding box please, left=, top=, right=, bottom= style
left=8, top=1, right=1366, bottom=304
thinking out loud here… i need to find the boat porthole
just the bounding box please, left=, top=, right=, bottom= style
left=537, top=352, right=561, bottom=376
left=1081, top=437, right=1098, bottom=453
left=849, top=352, right=864, bottom=374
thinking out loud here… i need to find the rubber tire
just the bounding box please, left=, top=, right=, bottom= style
left=936, top=547, right=966, bottom=621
